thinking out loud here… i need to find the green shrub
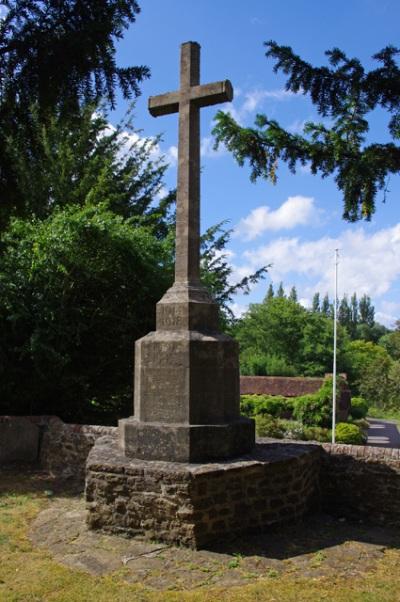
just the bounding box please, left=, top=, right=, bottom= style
left=0, top=205, right=171, bottom=422
left=255, top=414, right=285, bottom=438
left=240, top=395, right=293, bottom=418
left=292, top=393, right=332, bottom=427
left=240, top=353, right=297, bottom=376
left=335, top=422, right=365, bottom=445
left=350, top=396, right=369, bottom=419
left=278, top=419, right=304, bottom=440
left=351, top=418, right=370, bottom=430
left=303, top=426, right=331, bottom=442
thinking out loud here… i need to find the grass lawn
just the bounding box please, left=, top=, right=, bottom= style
left=1, top=469, right=400, bottom=602
left=368, top=406, right=400, bottom=426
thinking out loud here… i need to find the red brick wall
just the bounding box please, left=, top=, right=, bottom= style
left=240, top=376, right=324, bottom=397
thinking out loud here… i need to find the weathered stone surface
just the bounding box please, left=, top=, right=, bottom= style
left=39, top=417, right=117, bottom=479
left=132, top=330, right=240, bottom=425
left=86, top=435, right=321, bottom=548
left=118, top=42, right=254, bottom=463
left=321, top=442, right=400, bottom=526
left=30, top=494, right=396, bottom=590
left=0, top=416, right=39, bottom=463
left=119, top=417, right=254, bottom=463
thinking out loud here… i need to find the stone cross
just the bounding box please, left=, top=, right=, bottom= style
left=149, top=41, right=233, bottom=284
left=118, top=42, right=254, bottom=463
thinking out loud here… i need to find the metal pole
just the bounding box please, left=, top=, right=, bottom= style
left=332, top=249, right=339, bottom=444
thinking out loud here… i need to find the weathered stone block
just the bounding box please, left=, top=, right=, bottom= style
left=119, top=416, right=255, bottom=463
left=86, top=435, right=321, bottom=548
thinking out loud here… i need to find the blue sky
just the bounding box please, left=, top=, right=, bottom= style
left=112, top=0, right=400, bottom=327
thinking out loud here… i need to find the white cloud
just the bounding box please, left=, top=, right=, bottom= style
left=166, top=145, right=178, bottom=166
left=230, top=302, right=249, bottom=318
left=225, top=87, right=295, bottom=125
left=200, top=136, right=226, bottom=159
left=241, top=224, right=400, bottom=303
left=375, top=312, right=398, bottom=328
left=235, top=196, right=316, bottom=241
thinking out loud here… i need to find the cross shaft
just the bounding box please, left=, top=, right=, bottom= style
left=149, top=41, right=233, bottom=284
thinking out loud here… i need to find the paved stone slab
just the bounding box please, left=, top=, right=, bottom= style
left=30, top=494, right=399, bottom=591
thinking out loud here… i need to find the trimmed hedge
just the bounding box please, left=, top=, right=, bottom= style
left=350, top=396, right=369, bottom=419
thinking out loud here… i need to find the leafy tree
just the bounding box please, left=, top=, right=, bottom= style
left=359, top=294, right=375, bottom=326
left=388, top=361, right=400, bottom=408
left=1, top=103, right=174, bottom=231
left=0, top=1, right=148, bottom=115
left=355, top=321, right=388, bottom=344
left=235, top=295, right=347, bottom=377
left=277, top=281, right=285, bottom=298
left=343, top=340, right=391, bottom=401
left=0, top=204, right=172, bottom=422
left=350, top=293, right=359, bottom=325
left=213, top=42, right=400, bottom=221
left=379, top=329, right=400, bottom=361
left=338, top=295, right=352, bottom=330
left=321, top=293, right=331, bottom=317
left=289, top=285, right=298, bottom=302
left=0, top=0, right=150, bottom=227
left=265, top=283, right=274, bottom=301
left=200, top=222, right=268, bottom=328
left=312, top=292, right=320, bottom=313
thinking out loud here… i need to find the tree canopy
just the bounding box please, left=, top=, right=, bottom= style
left=213, top=42, right=400, bottom=221
left=0, top=0, right=150, bottom=228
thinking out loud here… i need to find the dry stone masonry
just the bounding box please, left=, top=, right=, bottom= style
left=86, top=434, right=321, bottom=547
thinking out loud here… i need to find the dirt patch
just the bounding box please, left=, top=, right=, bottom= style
left=29, top=493, right=400, bottom=591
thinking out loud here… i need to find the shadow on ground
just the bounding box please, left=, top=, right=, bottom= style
left=1, top=465, right=399, bottom=591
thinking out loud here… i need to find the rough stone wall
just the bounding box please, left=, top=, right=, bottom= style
left=320, top=443, right=400, bottom=526
left=86, top=435, right=321, bottom=547
left=40, top=418, right=117, bottom=479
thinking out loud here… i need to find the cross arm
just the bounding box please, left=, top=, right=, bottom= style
left=148, top=91, right=180, bottom=117
left=192, top=80, right=233, bottom=108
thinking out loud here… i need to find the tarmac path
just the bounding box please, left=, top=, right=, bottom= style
left=367, top=418, right=400, bottom=448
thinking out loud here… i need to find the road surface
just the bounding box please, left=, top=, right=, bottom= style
left=367, top=418, right=400, bottom=448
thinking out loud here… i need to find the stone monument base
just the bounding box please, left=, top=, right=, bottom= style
left=86, top=435, right=321, bottom=548
left=119, top=417, right=255, bottom=463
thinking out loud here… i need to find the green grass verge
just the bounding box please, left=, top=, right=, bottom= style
left=368, top=406, right=400, bottom=425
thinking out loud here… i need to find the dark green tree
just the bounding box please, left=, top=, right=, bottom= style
left=277, top=282, right=285, bottom=298
left=0, top=0, right=150, bottom=227
left=0, top=204, right=172, bottom=421
left=234, top=295, right=347, bottom=377
left=200, top=222, right=268, bottom=328
left=213, top=42, right=400, bottom=221
left=359, top=294, right=375, bottom=326
left=289, top=285, right=298, bottom=302
left=350, top=293, right=359, bottom=323
left=265, top=283, right=274, bottom=301
left=338, top=295, right=352, bottom=330
left=321, top=293, right=331, bottom=316
left=312, top=292, right=320, bottom=313
left=1, top=103, right=173, bottom=231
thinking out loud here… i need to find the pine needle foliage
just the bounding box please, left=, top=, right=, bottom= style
left=213, top=42, right=400, bottom=221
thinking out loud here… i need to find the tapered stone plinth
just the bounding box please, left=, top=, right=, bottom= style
left=116, top=41, right=255, bottom=462
left=119, top=284, right=255, bottom=462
